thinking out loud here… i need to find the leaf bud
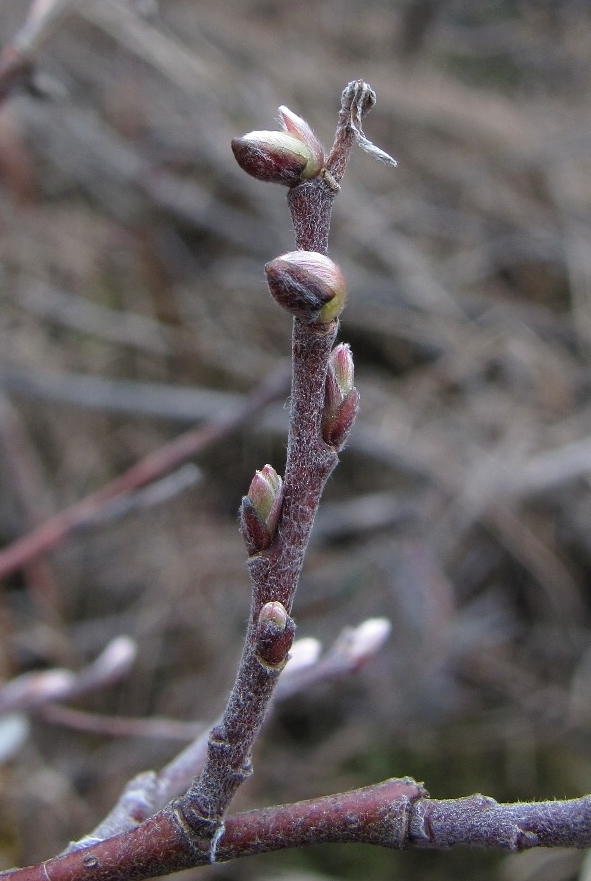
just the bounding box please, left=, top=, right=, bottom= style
left=278, top=106, right=325, bottom=178
left=324, top=343, right=354, bottom=412
left=322, top=343, right=360, bottom=447
left=256, top=601, right=295, bottom=669
left=240, top=464, right=283, bottom=554
left=231, top=129, right=322, bottom=186
left=257, top=600, right=288, bottom=631
left=265, top=251, right=346, bottom=324
left=322, top=388, right=360, bottom=448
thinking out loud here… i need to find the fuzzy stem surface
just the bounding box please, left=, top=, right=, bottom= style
left=179, top=82, right=374, bottom=847
left=6, top=781, right=591, bottom=881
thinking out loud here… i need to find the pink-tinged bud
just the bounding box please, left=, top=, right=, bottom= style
left=278, top=106, right=325, bottom=179
left=324, top=343, right=355, bottom=415
left=256, top=601, right=295, bottom=669
left=249, top=464, right=282, bottom=526
left=324, top=342, right=354, bottom=414
left=232, top=103, right=325, bottom=187
left=322, top=344, right=359, bottom=448
left=265, top=251, right=346, bottom=324
left=240, top=464, right=283, bottom=554
left=322, top=388, right=360, bottom=448
left=257, top=600, right=288, bottom=630
left=231, top=130, right=322, bottom=186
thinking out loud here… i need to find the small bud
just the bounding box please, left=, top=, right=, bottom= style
left=322, top=388, right=360, bottom=448
left=331, top=342, right=355, bottom=392
left=265, top=251, right=346, bottom=324
left=324, top=342, right=354, bottom=414
left=322, top=344, right=359, bottom=447
left=256, top=601, right=295, bottom=669
left=231, top=130, right=319, bottom=186
left=278, top=106, right=325, bottom=178
left=257, top=600, right=288, bottom=631
left=240, top=464, right=283, bottom=554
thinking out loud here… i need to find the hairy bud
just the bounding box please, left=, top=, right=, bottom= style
left=240, top=464, right=283, bottom=554
left=265, top=251, right=346, bottom=324
left=256, top=601, right=295, bottom=669
left=278, top=106, right=325, bottom=176
left=231, top=105, right=324, bottom=187
left=322, top=343, right=360, bottom=448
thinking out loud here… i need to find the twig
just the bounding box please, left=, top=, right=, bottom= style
left=16, top=282, right=177, bottom=357
left=175, top=81, right=386, bottom=854
left=63, top=620, right=390, bottom=849
left=5, top=779, right=591, bottom=881
left=0, top=365, right=244, bottom=424
left=38, top=705, right=204, bottom=742
left=0, top=637, right=136, bottom=715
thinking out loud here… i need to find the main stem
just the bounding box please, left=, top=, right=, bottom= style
left=178, top=83, right=370, bottom=851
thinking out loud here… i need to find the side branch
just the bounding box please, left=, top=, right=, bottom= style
left=0, top=370, right=288, bottom=582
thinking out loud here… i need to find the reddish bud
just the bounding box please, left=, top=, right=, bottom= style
left=231, top=104, right=325, bottom=187
left=240, top=464, right=283, bottom=554
left=322, top=344, right=359, bottom=447
left=231, top=130, right=319, bottom=186
left=256, top=601, right=295, bottom=669
left=330, top=342, right=355, bottom=394
left=257, top=600, right=288, bottom=630
left=278, top=106, right=325, bottom=178
left=322, top=388, right=360, bottom=448
left=265, top=251, right=346, bottom=324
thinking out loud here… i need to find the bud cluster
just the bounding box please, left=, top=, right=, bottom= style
left=265, top=251, right=346, bottom=325
left=322, top=343, right=360, bottom=448
left=240, top=464, right=283, bottom=555
left=231, top=105, right=325, bottom=187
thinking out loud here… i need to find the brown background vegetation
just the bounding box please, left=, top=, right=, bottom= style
left=1, top=2, right=591, bottom=880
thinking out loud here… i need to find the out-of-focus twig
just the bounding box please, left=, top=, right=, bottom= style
left=72, top=618, right=391, bottom=847
left=0, top=368, right=289, bottom=583
left=16, top=282, right=177, bottom=356
left=72, top=464, right=202, bottom=530
left=0, top=0, right=78, bottom=103
left=0, top=636, right=136, bottom=715
left=0, top=392, right=62, bottom=622
left=38, top=704, right=204, bottom=741
left=0, top=364, right=244, bottom=424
